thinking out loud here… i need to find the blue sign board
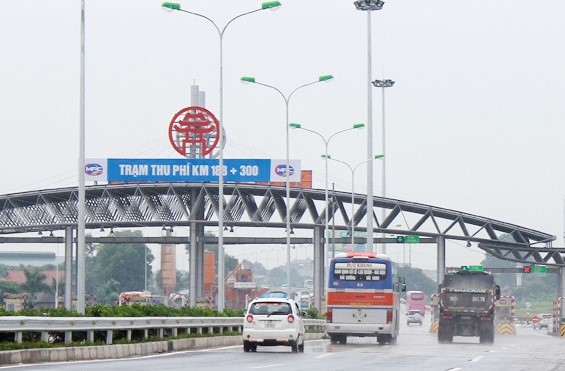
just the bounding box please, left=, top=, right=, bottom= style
left=90, top=158, right=301, bottom=183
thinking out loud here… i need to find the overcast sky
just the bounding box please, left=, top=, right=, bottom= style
left=1, top=0, right=564, bottom=271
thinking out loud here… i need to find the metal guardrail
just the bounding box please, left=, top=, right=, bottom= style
left=0, top=317, right=326, bottom=345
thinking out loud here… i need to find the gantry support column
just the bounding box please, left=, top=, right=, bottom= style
left=313, top=226, right=324, bottom=312
left=189, top=187, right=205, bottom=307
left=64, top=227, right=73, bottom=309
left=196, top=225, right=205, bottom=299
left=559, top=266, right=565, bottom=323
left=437, top=235, right=446, bottom=290
left=189, top=222, right=198, bottom=307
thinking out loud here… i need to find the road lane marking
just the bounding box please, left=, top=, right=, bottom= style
left=470, top=356, right=484, bottom=362
left=251, top=364, right=285, bottom=369
left=315, top=353, right=334, bottom=359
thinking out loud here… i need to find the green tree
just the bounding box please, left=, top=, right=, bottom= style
left=267, top=266, right=303, bottom=288
left=96, top=279, right=121, bottom=305
left=21, top=267, right=49, bottom=295
left=0, top=281, right=21, bottom=295
left=176, top=271, right=189, bottom=291
left=398, top=266, right=437, bottom=297
left=480, top=250, right=517, bottom=290
left=92, top=230, right=154, bottom=304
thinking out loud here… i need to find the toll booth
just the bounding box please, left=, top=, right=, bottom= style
left=429, top=293, right=439, bottom=333
left=552, top=297, right=565, bottom=335
left=494, top=295, right=516, bottom=335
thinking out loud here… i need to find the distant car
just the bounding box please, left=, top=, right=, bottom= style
left=533, top=314, right=552, bottom=330
left=407, top=310, right=423, bottom=325
left=258, top=291, right=288, bottom=299
left=243, top=297, right=305, bottom=353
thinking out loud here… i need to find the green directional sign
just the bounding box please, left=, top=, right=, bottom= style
left=404, top=235, right=420, bottom=244
left=395, top=236, right=405, bottom=243
left=532, top=264, right=547, bottom=273
left=468, top=265, right=484, bottom=272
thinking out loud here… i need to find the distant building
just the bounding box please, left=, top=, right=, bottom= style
left=0, top=269, right=64, bottom=286
left=0, top=251, right=62, bottom=267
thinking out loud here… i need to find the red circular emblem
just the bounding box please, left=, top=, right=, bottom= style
left=168, top=106, right=220, bottom=157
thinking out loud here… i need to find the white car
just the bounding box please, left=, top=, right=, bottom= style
left=406, top=310, right=423, bottom=325
left=243, top=297, right=305, bottom=352
left=533, top=314, right=552, bottom=330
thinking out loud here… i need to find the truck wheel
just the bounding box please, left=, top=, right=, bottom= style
left=438, top=322, right=453, bottom=344
left=377, top=334, right=387, bottom=345
left=330, top=335, right=339, bottom=344
left=243, top=341, right=251, bottom=352
left=479, top=322, right=494, bottom=344
left=339, top=335, right=347, bottom=344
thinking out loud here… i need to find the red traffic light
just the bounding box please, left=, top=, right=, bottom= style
left=522, top=266, right=532, bottom=273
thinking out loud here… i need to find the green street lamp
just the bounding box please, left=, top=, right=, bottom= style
left=354, top=0, right=385, bottom=254
left=241, top=75, right=334, bottom=299
left=162, top=1, right=281, bottom=311
left=289, top=122, right=364, bottom=261
left=372, top=78, right=394, bottom=254
left=323, top=155, right=384, bottom=247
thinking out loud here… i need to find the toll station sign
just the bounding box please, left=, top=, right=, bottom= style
left=85, top=158, right=301, bottom=183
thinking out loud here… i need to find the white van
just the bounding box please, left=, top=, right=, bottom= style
left=533, top=314, right=552, bottom=330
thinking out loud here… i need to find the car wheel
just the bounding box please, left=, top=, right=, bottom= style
left=298, top=338, right=305, bottom=353
left=291, top=341, right=298, bottom=353
left=243, top=341, right=251, bottom=352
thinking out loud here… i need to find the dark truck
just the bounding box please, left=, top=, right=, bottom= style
left=438, top=267, right=500, bottom=344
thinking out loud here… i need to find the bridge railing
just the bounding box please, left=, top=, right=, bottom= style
left=0, top=317, right=326, bottom=345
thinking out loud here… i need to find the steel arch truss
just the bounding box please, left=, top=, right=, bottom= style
left=0, top=183, right=559, bottom=264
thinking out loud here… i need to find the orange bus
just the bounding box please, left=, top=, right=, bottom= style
left=325, top=252, right=406, bottom=345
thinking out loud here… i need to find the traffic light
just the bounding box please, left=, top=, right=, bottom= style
left=395, top=236, right=405, bottom=243
left=522, top=266, right=532, bottom=273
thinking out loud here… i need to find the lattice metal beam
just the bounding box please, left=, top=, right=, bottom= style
left=0, top=183, right=559, bottom=263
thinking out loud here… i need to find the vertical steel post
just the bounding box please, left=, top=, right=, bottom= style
left=437, top=236, right=446, bottom=289
left=64, top=227, right=73, bottom=309
left=76, top=0, right=86, bottom=314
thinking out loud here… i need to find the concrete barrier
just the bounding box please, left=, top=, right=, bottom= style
left=0, top=333, right=325, bottom=366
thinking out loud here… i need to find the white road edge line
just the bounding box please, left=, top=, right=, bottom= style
left=251, top=364, right=285, bottom=369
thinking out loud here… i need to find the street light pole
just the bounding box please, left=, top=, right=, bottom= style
left=162, top=1, right=281, bottom=311
left=354, top=0, right=384, bottom=254
left=372, top=78, right=394, bottom=254
left=77, top=0, right=86, bottom=314
left=289, top=122, right=364, bottom=259
left=241, top=75, right=334, bottom=297
left=323, top=155, right=384, bottom=248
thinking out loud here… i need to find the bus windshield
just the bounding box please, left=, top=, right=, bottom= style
left=329, top=256, right=393, bottom=289
left=410, top=292, right=425, bottom=300
left=333, top=261, right=387, bottom=281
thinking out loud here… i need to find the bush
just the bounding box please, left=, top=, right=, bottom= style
left=0, top=304, right=244, bottom=318
left=303, top=308, right=322, bottom=319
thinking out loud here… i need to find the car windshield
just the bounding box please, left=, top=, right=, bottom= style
left=249, top=302, right=292, bottom=316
